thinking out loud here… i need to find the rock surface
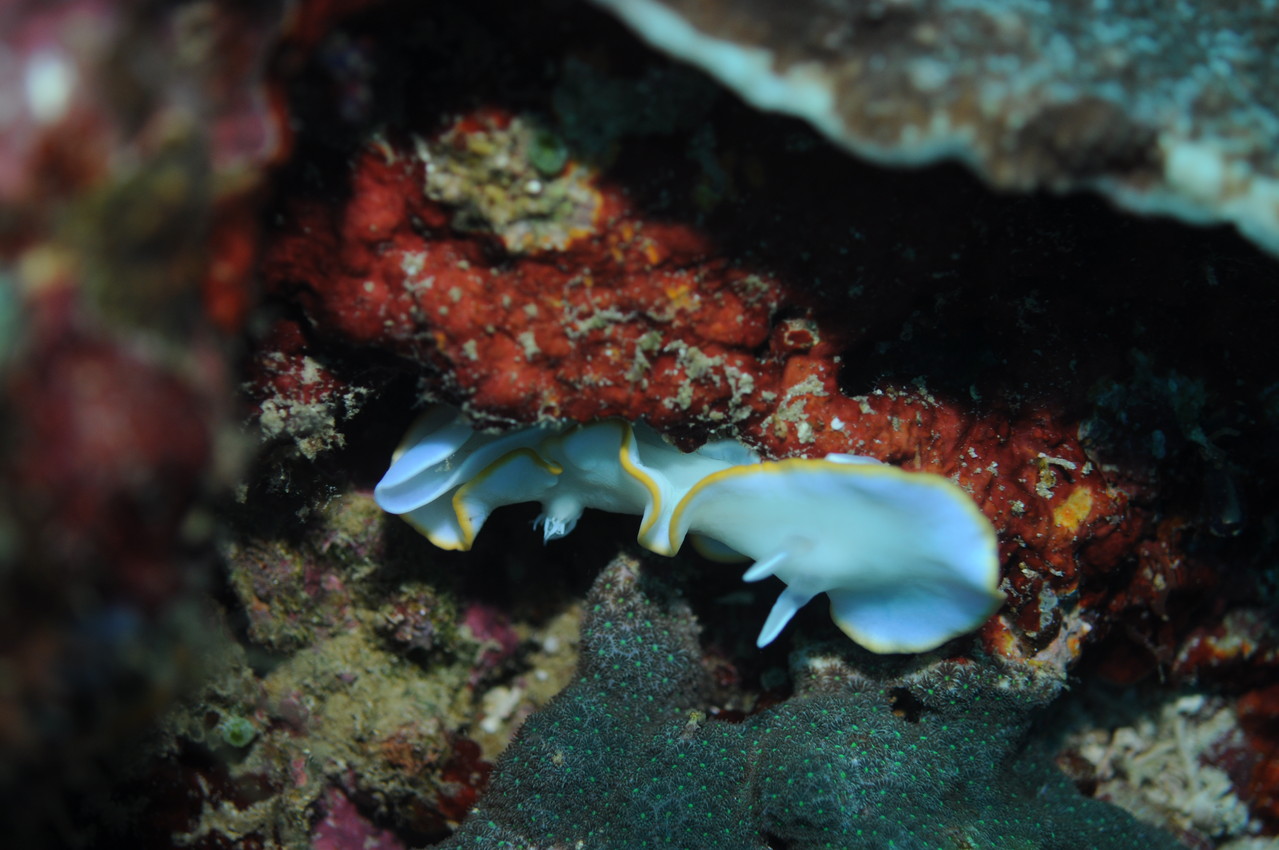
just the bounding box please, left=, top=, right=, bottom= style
left=592, top=0, right=1279, bottom=257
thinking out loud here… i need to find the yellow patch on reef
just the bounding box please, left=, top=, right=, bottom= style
left=642, top=239, right=662, bottom=266
left=663, top=281, right=698, bottom=311
left=1052, top=486, right=1094, bottom=531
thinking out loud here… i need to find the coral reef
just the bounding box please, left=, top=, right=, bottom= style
left=133, top=487, right=580, bottom=848
left=2, top=0, right=1278, bottom=845
left=263, top=107, right=1145, bottom=668
left=0, top=1, right=404, bottom=843
left=590, top=0, right=1279, bottom=258
left=312, top=787, right=407, bottom=850
left=441, top=553, right=1180, bottom=849
left=247, top=1, right=1279, bottom=840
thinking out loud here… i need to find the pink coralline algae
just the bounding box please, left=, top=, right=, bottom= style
left=461, top=603, right=521, bottom=686
left=312, top=787, right=406, bottom=850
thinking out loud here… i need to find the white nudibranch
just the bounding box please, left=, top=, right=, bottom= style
left=375, top=406, right=1004, bottom=654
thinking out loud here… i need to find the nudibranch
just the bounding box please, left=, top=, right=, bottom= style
left=375, top=406, right=1003, bottom=654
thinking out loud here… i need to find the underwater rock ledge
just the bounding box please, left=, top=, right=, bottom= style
left=590, top=0, right=1279, bottom=258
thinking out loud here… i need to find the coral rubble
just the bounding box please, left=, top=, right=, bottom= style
left=1063, top=693, right=1262, bottom=842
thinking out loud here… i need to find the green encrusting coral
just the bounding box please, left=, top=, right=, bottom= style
left=441, top=554, right=1180, bottom=849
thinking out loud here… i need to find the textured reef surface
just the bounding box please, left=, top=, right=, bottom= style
left=591, top=0, right=1279, bottom=256
left=2, top=0, right=1279, bottom=848
left=442, top=553, right=1179, bottom=849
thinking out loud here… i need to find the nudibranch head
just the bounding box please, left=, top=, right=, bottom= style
left=670, top=458, right=1002, bottom=653
left=373, top=407, right=558, bottom=549
left=375, top=406, right=1004, bottom=655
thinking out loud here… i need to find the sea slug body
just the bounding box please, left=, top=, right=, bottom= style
left=375, top=406, right=1003, bottom=653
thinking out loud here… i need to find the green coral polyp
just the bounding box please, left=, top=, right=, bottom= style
left=436, top=556, right=1181, bottom=850
left=216, top=715, right=257, bottom=749
left=376, top=405, right=1003, bottom=653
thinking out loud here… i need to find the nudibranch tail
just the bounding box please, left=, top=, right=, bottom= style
left=667, top=457, right=1001, bottom=653
left=375, top=406, right=1004, bottom=654
left=827, top=581, right=1003, bottom=655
